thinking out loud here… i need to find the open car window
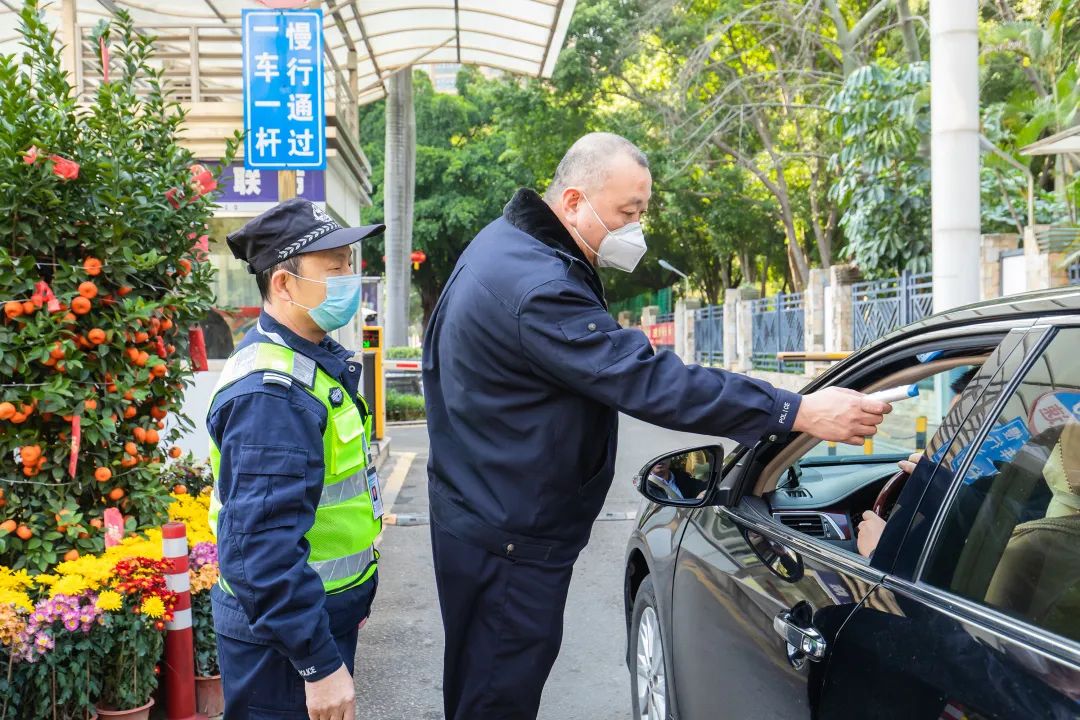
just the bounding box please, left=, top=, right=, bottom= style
left=762, top=352, right=995, bottom=555
left=802, top=365, right=981, bottom=463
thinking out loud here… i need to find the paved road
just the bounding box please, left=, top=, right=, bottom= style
left=355, top=417, right=729, bottom=720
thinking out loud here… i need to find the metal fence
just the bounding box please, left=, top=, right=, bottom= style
left=1069, top=262, right=1080, bottom=286
left=750, top=293, right=805, bottom=373
left=693, top=305, right=724, bottom=366
left=852, top=271, right=933, bottom=348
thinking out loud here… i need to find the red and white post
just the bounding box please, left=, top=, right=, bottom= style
left=162, top=521, right=201, bottom=720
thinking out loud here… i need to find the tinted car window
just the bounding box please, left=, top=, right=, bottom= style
left=922, top=328, right=1080, bottom=643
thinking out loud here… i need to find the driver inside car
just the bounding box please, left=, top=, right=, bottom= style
left=857, top=366, right=982, bottom=558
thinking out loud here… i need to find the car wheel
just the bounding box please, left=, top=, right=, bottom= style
left=630, top=576, right=669, bottom=720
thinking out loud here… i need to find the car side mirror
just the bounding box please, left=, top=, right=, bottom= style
left=635, top=445, right=724, bottom=508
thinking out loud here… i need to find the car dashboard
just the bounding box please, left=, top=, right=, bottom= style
left=764, top=456, right=906, bottom=553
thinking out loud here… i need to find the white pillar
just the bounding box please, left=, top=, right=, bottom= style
left=384, top=69, right=415, bottom=347
left=930, top=0, right=981, bottom=313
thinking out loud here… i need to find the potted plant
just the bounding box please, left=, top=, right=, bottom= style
left=92, top=558, right=176, bottom=719
left=12, top=588, right=102, bottom=720
left=189, top=542, right=223, bottom=717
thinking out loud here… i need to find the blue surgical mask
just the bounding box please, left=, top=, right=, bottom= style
left=287, top=271, right=363, bottom=332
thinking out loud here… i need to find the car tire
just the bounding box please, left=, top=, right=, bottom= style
left=630, top=576, right=670, bottom=720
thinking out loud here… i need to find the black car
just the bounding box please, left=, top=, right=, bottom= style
left=624, top=287, right=1080, bottom=720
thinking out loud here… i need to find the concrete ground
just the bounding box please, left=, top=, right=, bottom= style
left=354, top=417, right=728, bottom=719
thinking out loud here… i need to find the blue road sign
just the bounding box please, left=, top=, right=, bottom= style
left=242, top=8, right=325, bottom=170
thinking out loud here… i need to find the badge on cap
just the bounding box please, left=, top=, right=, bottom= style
left=329, top=387, right=344, bottom=407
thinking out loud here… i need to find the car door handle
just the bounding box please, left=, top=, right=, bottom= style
left=773, top=610, right=827, bottom=662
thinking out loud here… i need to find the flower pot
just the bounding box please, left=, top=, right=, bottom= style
left=94, top=698, right=154, bottom=720
left=196, top=675, right=225, bottom=717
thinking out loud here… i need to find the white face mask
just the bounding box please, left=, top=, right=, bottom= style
left=572, top=192, right=647, bottom=273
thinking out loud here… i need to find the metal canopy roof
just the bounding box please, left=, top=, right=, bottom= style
left=0, top=1, right=578, bottom=105
left=1020, top=125, right=1080, bottom=159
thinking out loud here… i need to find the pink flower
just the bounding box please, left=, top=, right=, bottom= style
left=23, top=145, right=39, bottom=164
left=34, top=632, right=54, bottom=653
left=49, top=154, right=80, bottom=181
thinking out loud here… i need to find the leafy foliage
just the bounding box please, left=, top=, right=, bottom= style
left=828, top=63, right=931, bottom=277
left=0, top=2, right=238, bottom=571
left=386, top=390, right=426, bottom=422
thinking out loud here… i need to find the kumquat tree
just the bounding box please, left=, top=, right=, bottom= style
left=0, top=1, right=239, bottom=572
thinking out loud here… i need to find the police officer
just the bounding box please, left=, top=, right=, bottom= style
left=423, top=133, right=891, bottom=720
left=206, top=198, right=386, bottom=720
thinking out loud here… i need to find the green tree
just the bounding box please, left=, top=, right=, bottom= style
left=362, top=70, right=535, bottom=326
left=828, top=62, right=931, bottom=277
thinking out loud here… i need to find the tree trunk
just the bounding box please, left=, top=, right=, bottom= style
left=384, top=69, right=416, bottom=347
left=896, top=0, right=922, bottom=62
left=419, top=281, right=441, bottom=334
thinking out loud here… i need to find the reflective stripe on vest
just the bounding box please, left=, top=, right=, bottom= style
left=311, top=545, right=376, bottom=584
left=207, top=341, right=378, bottom=595
left=211, top=467, right=368, bottom=511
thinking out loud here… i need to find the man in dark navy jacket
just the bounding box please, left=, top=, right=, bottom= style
left=423, top=133, right=890, bottom=719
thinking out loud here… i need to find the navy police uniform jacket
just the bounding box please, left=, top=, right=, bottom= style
left=207, top=311, right=377, bottom=683
left=423, top=188, right=802, bottom=562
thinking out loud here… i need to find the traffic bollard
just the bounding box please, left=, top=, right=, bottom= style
left=162, top=521, right=202, bottom=720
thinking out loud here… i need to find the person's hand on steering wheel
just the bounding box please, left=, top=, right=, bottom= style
left=857, top=511, right=887, bottom=558
left=897, top=451, right=923, bottom=475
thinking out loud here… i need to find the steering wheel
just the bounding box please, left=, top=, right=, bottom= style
left=871, top=470, right=910, bottom=520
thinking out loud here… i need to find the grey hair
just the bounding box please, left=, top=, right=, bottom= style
left=543, top=132, right=649, bottom=203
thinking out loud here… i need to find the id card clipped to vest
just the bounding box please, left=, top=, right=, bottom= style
left=361, top=431, right=383, bottom=519
left=367, top=466, right=384, bottom=519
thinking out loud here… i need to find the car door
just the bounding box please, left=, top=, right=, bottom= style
left=669, top=497, right=883, bottom=719
left=821, top=324, right=1080, bottom=719
left=667, top=327, right=1022, bottom=720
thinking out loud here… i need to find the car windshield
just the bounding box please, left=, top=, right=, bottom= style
left=803, top=364, right=982, bottom=461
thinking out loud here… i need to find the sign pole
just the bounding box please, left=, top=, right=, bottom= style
left=278, top=170, right=297, bottom=201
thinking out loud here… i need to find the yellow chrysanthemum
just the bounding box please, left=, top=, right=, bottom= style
left=0, top=568, right=35, bottom=592
left=0, top=588, right=33, bottom=613
left=140, top=596, right=166, bottom=619
left=34, top=574, right=59, bottom=587
left=95, top=590, right=124, bottom=612
left=50, top=574, right=89, bottom=598
left=56, top=555, right=114, bottom=591
left=168, top=493, right=214, bottom=543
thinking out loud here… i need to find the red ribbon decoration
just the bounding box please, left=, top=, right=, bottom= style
left=165, top=187, right=182, bottom=209
left=68, top=415, right=81, bottom=478
left=189, top=326, right=208, bottom=372
left=99, top=36, right=110, bottom=83
left=34, top=280, right=60, bottom=312
left=103, top=508, right=124, bottom=548
left=156, top=336, right=167, bottom=359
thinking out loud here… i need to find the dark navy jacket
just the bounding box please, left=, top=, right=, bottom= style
left=207, top=311, right=377, bottom=683
left=423, top=189, right=802, bottom=561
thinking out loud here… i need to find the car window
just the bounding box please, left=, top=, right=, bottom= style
left=803, top=363, right=981, bottom=461
left=921, top=328, right=1080, bottom=643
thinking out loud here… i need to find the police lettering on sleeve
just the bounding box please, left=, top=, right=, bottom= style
left=517, top=279, right=800, bottom=446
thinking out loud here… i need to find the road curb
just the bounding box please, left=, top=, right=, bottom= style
left=387, top=420, right=428, bottom=428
